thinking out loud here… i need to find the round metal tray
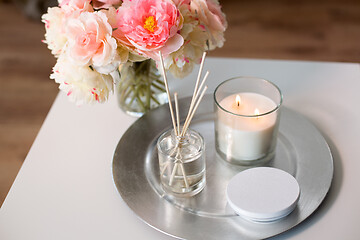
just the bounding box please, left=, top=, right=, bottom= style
left=112, top=95, right=333, bottom=239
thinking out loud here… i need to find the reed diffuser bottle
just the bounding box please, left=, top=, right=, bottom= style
left=157, top=51, right=209, bottom=197
left=157, top=128, right=205, bottom=197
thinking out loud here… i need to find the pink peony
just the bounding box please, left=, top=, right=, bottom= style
left=113, top=0, right=184, bottom=59
left=65, top=11, right=117, bottom=69
left=190, top=0, right=227, bottom=49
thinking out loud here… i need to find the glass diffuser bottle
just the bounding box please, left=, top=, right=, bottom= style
left=157, top=128, right=206, bottom=197
left=156, top=51, right=208, bottom=197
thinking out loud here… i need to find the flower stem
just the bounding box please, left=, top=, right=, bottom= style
left=117, top=59, right=166, bottom=115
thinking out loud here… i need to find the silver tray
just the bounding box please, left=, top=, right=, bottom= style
left=112, top=95, right=333, bottom=240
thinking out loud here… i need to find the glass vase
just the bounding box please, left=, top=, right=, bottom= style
left=116, top=59, right=168, bottom=117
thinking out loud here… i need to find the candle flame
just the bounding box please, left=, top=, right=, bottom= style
left=236, top=95, right=241, bottom=107
left=255, top=108, right=260, bottom=119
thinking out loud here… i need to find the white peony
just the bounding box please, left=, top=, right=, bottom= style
left=164, top=3, right=207, bottom=78
left=42, top=7, right=67, bottom=56
left=50, top=55, right=114, bottom=105
left=165, top=42, right=204, bottom=78
left=190, top=0, right=227, bottom=49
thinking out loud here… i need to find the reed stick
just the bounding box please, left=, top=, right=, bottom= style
left=194, top=71, right=209, bottom=100
left=158, top=51, right=208, bottom=191
left=159, top=52, right=178, bottom=136
left=180, top=71, right=209, bottom=136
left=191, top=52, right=207, bottom=106
left=169, top=163, right=178, bottom=186
left=174, top=93, right=180, bottom=135
left=179, top=161, right=189, bottom=188
left=181, top=53, right=207, bottom=135
left=181, top=86, right=208, bottom=137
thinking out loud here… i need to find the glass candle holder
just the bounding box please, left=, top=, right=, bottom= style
left=214, top=77, right=283, bottom=165
left=157, top=128, right=206, bottom=197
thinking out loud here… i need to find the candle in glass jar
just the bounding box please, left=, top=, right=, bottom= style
left=216, top=92, right=277, bottom=161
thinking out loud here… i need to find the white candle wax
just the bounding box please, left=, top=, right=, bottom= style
left=216, top=92, right=278, bottom=161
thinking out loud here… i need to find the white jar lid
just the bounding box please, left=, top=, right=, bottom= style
left=226, top=167, right=300, bottom=222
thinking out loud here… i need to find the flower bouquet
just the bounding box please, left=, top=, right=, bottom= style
left=42, top=0, right=227, bottom=115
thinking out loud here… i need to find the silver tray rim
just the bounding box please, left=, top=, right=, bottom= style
left=112, top=95, right=334, bottom=240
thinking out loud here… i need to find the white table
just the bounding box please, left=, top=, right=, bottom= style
left=1, top=58, right=359, bottom=240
